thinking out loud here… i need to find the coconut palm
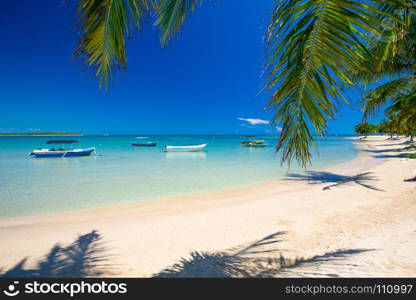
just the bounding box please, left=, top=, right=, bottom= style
left=354, top=122, right=378, bottom=137
left=385, top=91, right=416, bottom=180
left=74, top=0, right=199, bottom=88
left=360, top=7, right=416, bottom=145
left=386, top=88, right=416, bottom=141
left=378, top=118, right=395, bottom=138
left=360, top=4, right=416, bottom=119
left=73, top=0, right=414, bottom=166
left=264, top=0, right=412, bottom=165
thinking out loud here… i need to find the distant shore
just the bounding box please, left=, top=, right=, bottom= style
left=0, top=135, right=415, bottom=277
left=0, top=132, right=83, bottom=136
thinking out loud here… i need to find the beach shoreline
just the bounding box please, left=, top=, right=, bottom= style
left=1, top=135, right=415, bottom=277
left=0, top=136, right=359, bottom=222
left=0, top=135, right=357, bottom=219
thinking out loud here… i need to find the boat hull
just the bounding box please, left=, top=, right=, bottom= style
left=244, top=143, right=267, bottom=148
left=240, top=140, right=264, bottom=145
left=164, top=144, right=207, bottom=152
left=30, top=147, right=95, bottom=158
left=131, top=143, right=157, bottom=147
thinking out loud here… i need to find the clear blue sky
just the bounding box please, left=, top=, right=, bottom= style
left=0, top=0, right=382, bottom=135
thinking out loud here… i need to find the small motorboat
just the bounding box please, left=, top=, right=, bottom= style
left=30, top=140, right=95, bottom=158
left=163, top=144, right=207, bottom=152
left=244, top=142, right=267, bottom=148
left=30, top=147, right=96, bottom=158
left=131, top=142, right=157, bottom=147
left=240, top=140, right=264, bottom=145
left=46, top=139, right=78, bottom=144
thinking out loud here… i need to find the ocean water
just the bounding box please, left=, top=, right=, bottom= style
left=0, top=135, right=357, bottom=218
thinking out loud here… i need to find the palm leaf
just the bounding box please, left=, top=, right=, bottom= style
left=265, top=0, right=412, bottom=166
left=154, top=0, right=201, bottom=46
left=74, top=0, right=151, bottom=89
left=355, top=6, right=416, bottom=84
left=362, top=75, right=415, bottom=119
left=386, top=87, right=416, bottom=117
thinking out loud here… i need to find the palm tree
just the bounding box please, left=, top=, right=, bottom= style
left=360, top=8, right=416, bottom=144
left=354, top=122, right=378, bottom=138
left=73, top=0, right=414, bottom=166
left=386, top=88, right=416, bottom=141
left=378, top=118, right=395, bottom=138
left=360, top=4, right=416, bottom=119
left=74, top=0, right=199, bottom=88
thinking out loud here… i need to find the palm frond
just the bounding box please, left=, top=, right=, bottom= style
left=387, top=86, right=416, bottom=116
left=265, top=0, right=412, bottom=166
left=362, top=75, right=415, bottom=120
left=154, top=0, right=201, bottom=46
left=74, top=0, right=151, bottom=89
left=355, top=7, right=416, bottom=84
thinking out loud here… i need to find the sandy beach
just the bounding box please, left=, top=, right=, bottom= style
left=0, top=135, right=415, bottom=277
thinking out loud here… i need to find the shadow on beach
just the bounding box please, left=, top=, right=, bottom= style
left=154, top=231, right=285, bottom=278
left=378, top=142, right=414, bottom=147
left=0, top=230, right=375, bottom=278
left=153, top=231, right=372, bottom=278
left=284, top=171, right=383, bottom=191
left=373, top=153, right=415, bottom=159
left=0, top=230, right=116, bottom=278
left=361, top=148, right=407, bottom=153
left=360, top=142, right=415, bottom=159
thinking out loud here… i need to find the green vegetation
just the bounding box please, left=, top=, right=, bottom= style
left=0, top=132, right=83, bottom=136
left=71, top=0, right=415, bottom=166
left=354, top=123, right=379, bottom=137
left=359, top=2, right=416, bottom=144
left=355, top=117, right=416, bottom=142
left=377, top=117, right=416, bottom=141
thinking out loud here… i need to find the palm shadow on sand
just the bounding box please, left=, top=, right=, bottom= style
left=153, top=231, right=372, bottom=278
left=361, top=147, right=409, bottom=153
left=1, top=230, right=375, bottom=278
left=0, top=230, right=116, bottom=278
left=285, top=171, right=384, bottom=191
left=404, top=176, right=416, bottom=182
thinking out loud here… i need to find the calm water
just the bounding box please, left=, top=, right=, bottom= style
left=0, top=135, right=357, bottom=218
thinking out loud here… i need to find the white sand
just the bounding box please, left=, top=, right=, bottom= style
left=0, top=135, right=415, bottom=277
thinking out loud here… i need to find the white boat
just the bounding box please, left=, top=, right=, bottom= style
left=163, top=144, right=207, bottom=152
left=30, top=147, right=96, bottom=158
left=29, top=140, right=96, bottom=158
left=244, top=143, right=267, bottom=148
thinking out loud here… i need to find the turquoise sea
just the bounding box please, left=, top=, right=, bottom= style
left=0, top=135, right=357, bottom=218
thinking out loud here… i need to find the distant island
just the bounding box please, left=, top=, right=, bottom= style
left=0, top=132, right=83, bottom=136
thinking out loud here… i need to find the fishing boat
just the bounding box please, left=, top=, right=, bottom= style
left=46, top=139, right=78, bottom=144
left=240, top=140, right=265, bottom=145
left=131, top=142, right=157, bottom=147
left=163, top=144, right=207, bottom=152
left=244, top=142, right=267, bottom=148
left=30, top=140, right=95, bottom=158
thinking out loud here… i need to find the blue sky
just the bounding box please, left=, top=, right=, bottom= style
left=0, top=0, right=382, bottom=135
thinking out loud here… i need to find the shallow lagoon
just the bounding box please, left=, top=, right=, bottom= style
left=0, top=135, right=357, bottom=218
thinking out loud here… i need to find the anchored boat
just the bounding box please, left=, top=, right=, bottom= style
left=240, top=140, right=265, bottom=145
left=30, top=140, right=95, bottom=158
left=131, top=142, right=157, bottom=147
left=244, top=142, right=267, bottom=148
left=163, top=144, right=207, bottom=152
left=240, top=136, right=265, bottom=145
